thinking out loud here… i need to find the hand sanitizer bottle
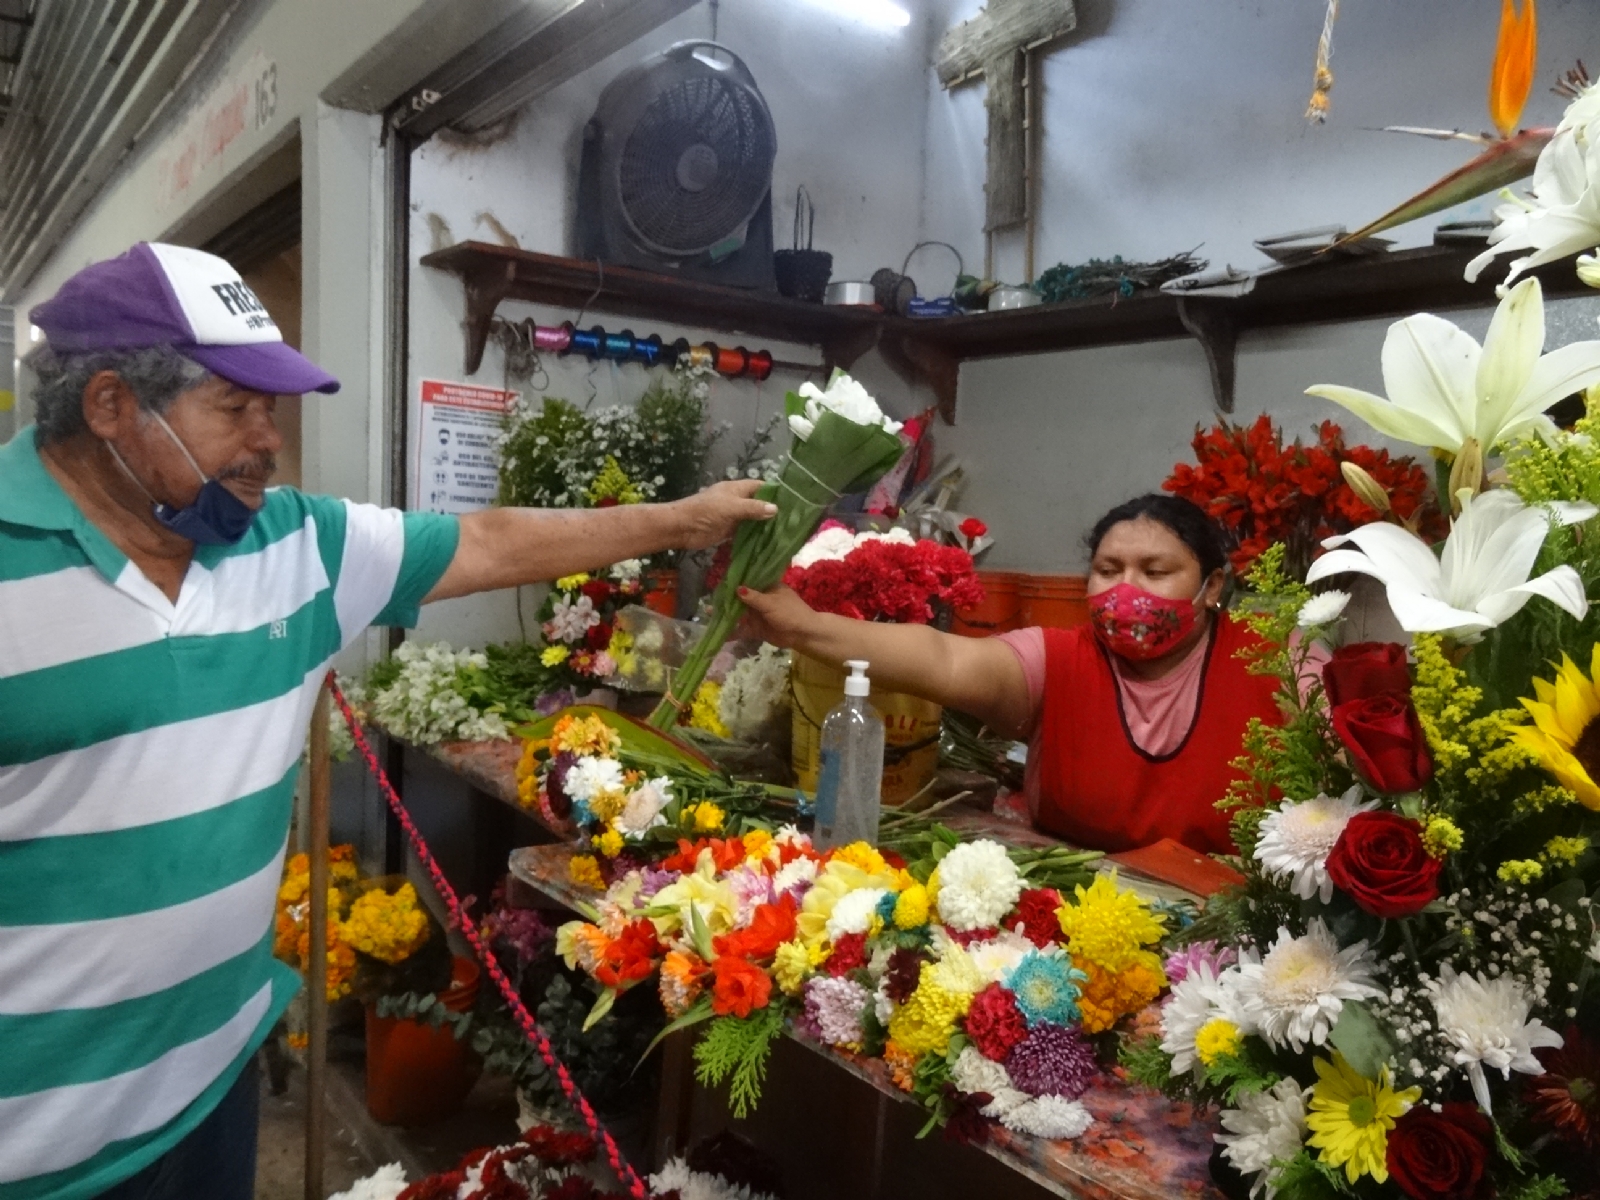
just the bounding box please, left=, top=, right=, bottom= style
left=812, top=660, right=885, bottom=850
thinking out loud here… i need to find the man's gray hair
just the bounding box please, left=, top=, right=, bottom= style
left=27, top=344, right=212, bottom=445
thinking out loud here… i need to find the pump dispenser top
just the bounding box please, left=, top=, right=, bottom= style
left=843, top=660, right=871, bottom=697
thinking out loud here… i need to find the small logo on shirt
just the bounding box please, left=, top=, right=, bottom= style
left=269, top=619, right=288, bottom=639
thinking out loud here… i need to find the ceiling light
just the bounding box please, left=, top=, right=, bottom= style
left=808, top=0, right=911, bottom=30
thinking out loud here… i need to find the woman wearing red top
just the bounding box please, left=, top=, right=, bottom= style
left=740, top=494, right=1282, bottom=855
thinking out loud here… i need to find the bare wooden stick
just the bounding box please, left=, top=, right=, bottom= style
left=306, top=682, right=332, bottom=1200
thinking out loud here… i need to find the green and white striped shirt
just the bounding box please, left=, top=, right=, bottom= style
left=0, top=426, right=459, bottom=1200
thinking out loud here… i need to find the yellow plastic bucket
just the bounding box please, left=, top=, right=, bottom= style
left=790, top=653, right=942, bottom=807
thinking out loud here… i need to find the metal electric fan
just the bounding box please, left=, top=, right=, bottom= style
left=577, top=41, right=778, bottom=290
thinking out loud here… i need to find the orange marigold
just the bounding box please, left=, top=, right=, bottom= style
left=883, top=1040, right=919, bottom=1092
left=1073, top=957, right=1165, bottom=1033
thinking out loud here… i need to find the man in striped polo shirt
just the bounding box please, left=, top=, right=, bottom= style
left=0, top=243, right=775, bottom=1200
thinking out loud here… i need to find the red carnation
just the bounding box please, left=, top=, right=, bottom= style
left=714, top=894, right=798, bottom=961
left=959, top=517, right=988, bottom=539
left=580, top=579, right=613, bottom=605
left=1386, top=1103, right=1491, bottom=1200
left=521, top=1124, right=597, bottom=1166
left=1326, top=811, right=1441, bottom=918
left=593, top=919, right=661, bottom=988
left=1008, top=888, right=1064, bottom=949
left=965, top=982, right=1028, bottom=1062
left=825, top=932, right=868, bottom=976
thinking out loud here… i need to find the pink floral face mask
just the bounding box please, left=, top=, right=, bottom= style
left=1088, top=582, right=1202, bottom=661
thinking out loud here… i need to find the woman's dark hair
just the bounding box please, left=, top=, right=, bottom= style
left=1085, top=493, right=1229, bottom=578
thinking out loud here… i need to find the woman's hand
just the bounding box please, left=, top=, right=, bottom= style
left=736, top=584, right=818, bottom=648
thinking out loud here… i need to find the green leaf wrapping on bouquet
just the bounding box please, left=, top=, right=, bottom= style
left=515, top=705, right=717, bottom=774
left=648, top=408, right=905, bottom=731
left=693, top=1005, right=786, bottom=1119
left=1326, top=1001, right=1395, bottom=1082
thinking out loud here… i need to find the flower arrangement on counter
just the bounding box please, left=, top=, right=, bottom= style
left=1122, top=275, right=1600, bottom=1200
left=537, top=562, right=645, bottom=694
left=782, top=522, right=983, bottom=625
left=552, top=820, right=1174, bottom=1144
left=1163, top=414, right=1443, bottom=581
left=497, top=365, right=724, bottom=511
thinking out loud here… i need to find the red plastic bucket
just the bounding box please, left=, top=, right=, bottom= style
left=1019, top=575, right=1090, bottom=629
left=365, top=955, right=481, bottom=1126
left=952, top=571, right=1023, bottom=637
left=643, top=568, right=678, bottom=618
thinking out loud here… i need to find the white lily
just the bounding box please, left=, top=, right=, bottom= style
left=1306, top=278, right=1600, bottom=456
left=1466, top=122, right=1600, bottom=288
left=1304, top=489, right=1594, bottom=640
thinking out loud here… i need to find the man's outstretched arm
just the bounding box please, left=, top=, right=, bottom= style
left=422, top=480, right=776, bottom=603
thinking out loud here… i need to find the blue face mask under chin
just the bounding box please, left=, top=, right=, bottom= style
left=106, top=414, right=259, bottom=546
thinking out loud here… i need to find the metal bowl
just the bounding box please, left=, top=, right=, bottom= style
left=824, top=280, right=878, bottom=307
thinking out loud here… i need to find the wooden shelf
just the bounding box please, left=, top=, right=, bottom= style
left=422, top=241, right=1593, bottom=420
left=419, top=241, right=882, bottom=376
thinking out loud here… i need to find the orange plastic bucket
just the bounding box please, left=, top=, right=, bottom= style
left=365, top=955, right=481, bottom=1126
left=1019, top=575, right=1090, bottom=629
left=951, top=571, right=1022, bottom=637
left=643, top=568, right=678, bottom=618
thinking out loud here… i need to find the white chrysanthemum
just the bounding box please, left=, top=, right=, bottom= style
left=935, top=840, right=1023, bottom=932
left=1296, top=591, right=1350, bottom=628
left=951, top=1046, right=1030, bottom=1116
left=773, top=855, right=819, bottom=898
left=650, top=1158, right=780, bottom=1200
left=873, top=978, right=896, bottom=1026
left=791, top=525, right=861, bottom=569
left=610, top=558, right=642, bottom=581
left=774, top=823, right=811, bottom=849
left=1000, top=1095, right=1094, bottom=1140
left=1253, top=787, right=1376, bottom=902
left=546, top=593, right=600, bottom=642
left=563, top=754, right=626, bottom=803
left=1231, top=920, right=1383, bottom=1053
left=327, top=1164, right=408, bottom=1200
left=966, top=929, right=1036, bottom=984
left=615, top=778, right=672, bottom=835
left=1216, top=1078, right=1310, bottom=1199
left=1426, top=964, right=1565, bottom=1113
left=825, top=887, right=887, bottom=940
left=719, top=643, right=792, bottom=740
left=788, top=371, right=903, bottom=441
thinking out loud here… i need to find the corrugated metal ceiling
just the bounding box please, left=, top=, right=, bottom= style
left=0, top=0, right=245, bottom=300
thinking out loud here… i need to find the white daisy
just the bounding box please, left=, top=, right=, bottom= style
left=1216, top=1078, right=1310, bottom=1199
left=1000, top=1095, right=1094, bottom=1140
left=563, top=754, right=625, bottom=803
left=1296, top=591, right=1350, bottom=628
left=1426, top=963, right=1565, bottom=1113
left=951, top=1046, right=1030, bottom=1116
left=935, top=840, right=1023, bottom=932
left=1231, top=920, right=1383, bottom=1054
left=825, top=887, right=887, bottom=940
left=1253, top=787, right=1376, bottom=903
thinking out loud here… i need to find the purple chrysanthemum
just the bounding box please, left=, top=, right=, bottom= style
left=1163, top=940, right=1236, bottom=986
left=637, top=867, right=678, bottom=899
left=1005, top=1022, right=1098, bottom=1099
left=803, top=976, right=870, bottom=1047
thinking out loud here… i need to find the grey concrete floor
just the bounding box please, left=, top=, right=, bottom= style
left=253, top=1050, right=521, bottom=1199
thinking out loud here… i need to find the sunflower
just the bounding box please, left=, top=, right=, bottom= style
left=1513, top=648, right=1600, bottom=810
left=1306, top=1052, right=1420, bottom=1184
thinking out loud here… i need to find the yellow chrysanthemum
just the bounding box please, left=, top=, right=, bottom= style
left=590, top=788, right=627, bottom=825
left=1056, top=872, right=1167, bottom=973
left=342, top=883, right=430, bottom=964
left=550, top=714, right=621, bottom=758
left=832, top=842, right=889, bottom=875
left=542, top=645, right=570, bottom=667
left=690, top=801, right=726, bottom=833
left=555, top=573, right=590, bottom=591
left=594, top=828, right=624, bottom=858
left=688, top=681, right=732, bottom=739
left=928, top=942, right=985, bottom=997
left=893, top=884, right=930, bottom=930
left=887, top=965, right=972, bottom=1056
left=568, top=854, right=605, bottom=890
left=1513, top=647, right=1600, bottom=810
left=772, top=938, right=821, bottom=996
left=1195, top=1018, right=1242, bottom=1067
left=1306, top=1052, right=1420, bottom=1185
left=742, top=828, right=774, bottom=861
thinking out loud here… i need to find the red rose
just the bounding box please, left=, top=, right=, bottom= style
left=1323, top=642, right=1413, bottom=707
left=1386, top=1103, right=1491, bottom=1200
left=965, top=982, right=1028, bottom=1061
left=1008, top=888, right=1064, bottom=949
left=1326, top=811, right=1442, bottom=918
left=710, top=957, right=772, bottom=1018
left=1331, top=692, right=1433, bottom=793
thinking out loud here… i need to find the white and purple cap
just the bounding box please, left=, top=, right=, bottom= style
left=29, top=242, right=340, bottom=395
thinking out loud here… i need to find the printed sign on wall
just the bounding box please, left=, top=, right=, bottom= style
left=416, top=379, right=516, bottom=515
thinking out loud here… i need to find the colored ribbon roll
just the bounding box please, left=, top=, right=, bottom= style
left=523, top=320, right=778, bottom=379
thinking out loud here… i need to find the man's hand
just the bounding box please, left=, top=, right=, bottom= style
left=736, top=584, right=819, bottom=648
left=669, top=480, right=777, bottom=551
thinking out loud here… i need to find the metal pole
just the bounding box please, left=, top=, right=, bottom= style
left=305, top=681, right=331, bottom=1200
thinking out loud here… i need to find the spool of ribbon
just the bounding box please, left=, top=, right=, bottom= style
left=523, top=320, right=780, bottom=379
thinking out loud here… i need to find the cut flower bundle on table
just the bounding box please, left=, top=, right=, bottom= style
left=554, top=821, right=1175, bottom=1144
left=782, top=522, right=983, bottom=625
left=1126, top=273, right=1600, bottom=1200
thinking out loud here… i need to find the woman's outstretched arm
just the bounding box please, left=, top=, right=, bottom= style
left=738, top=584, right=1035, bottom=739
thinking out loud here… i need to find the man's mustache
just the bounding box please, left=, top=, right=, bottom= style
left=217, top=455, right=277, bottom=484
